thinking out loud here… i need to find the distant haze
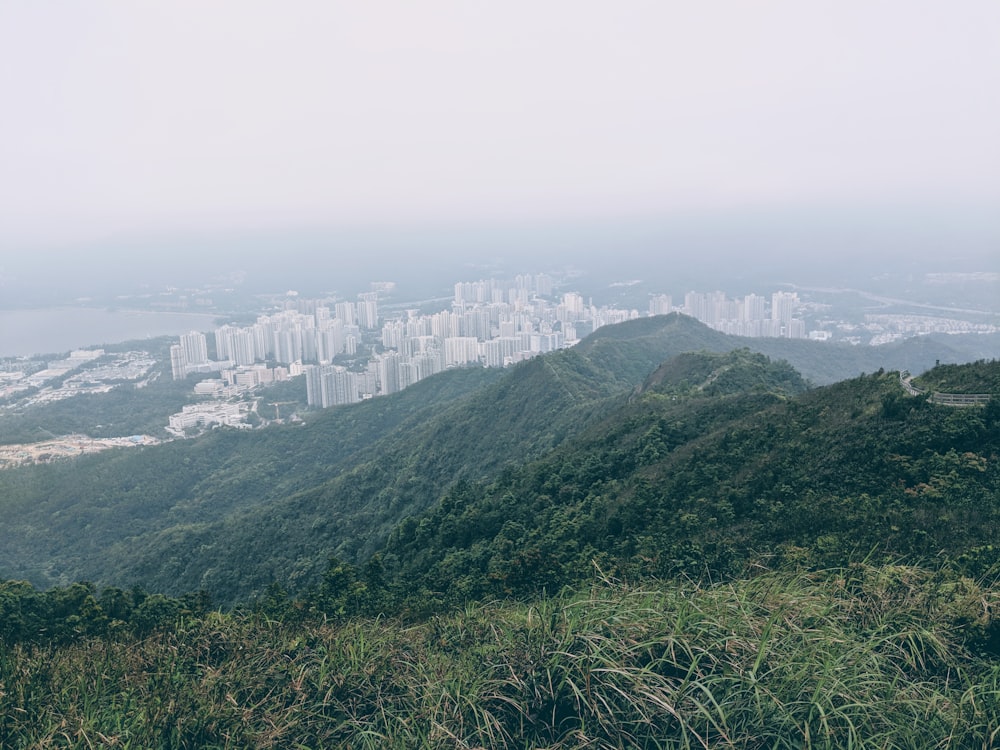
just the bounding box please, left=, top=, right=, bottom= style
left=2, top=209, right=997, bottom=306
left=1, top=2, right=998, bottom=295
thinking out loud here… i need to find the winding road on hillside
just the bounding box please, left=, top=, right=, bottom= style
left=899, top=372, right=992, bottom=406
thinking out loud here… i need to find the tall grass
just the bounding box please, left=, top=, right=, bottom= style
left=2, top=564, right=999, bottom=748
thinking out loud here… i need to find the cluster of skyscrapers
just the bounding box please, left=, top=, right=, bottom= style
left=673, top=290, right=806, bottom=339
left=169, top=296, right=372, bottom=383
left=171, top=274, right=806, bottom=412
left=303, top=275, right=642, bottom=408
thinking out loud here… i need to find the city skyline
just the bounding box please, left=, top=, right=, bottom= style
left=161, top=269, right=995, bottom=416
left=2, top=263, right=995, bottom=443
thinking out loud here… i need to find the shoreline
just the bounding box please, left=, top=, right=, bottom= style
left=0, top=306, right=220, bottom=359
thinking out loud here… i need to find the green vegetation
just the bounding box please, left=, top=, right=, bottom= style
left=253, top=376, right=308, bottom=420
left=375, top=366, right=998, bottom=610
left=914, top=358, right=1000, bottom=394
left=0, top=317, right=997, bottom=607
left=640, top=348, right=808, bottom=397
left=1, top=325, right=999, bottom=747
left=3, top=564, right=1000, bottom=748
left=0, top=365, right=503, bottom=594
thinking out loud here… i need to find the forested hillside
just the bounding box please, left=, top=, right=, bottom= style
left=0, top=316, right=996, bottom=606
left=914, top=358, right=1000, bottom=394
left=0, top=366, right=502, bottom=591
left=377, top=364, right=999, bottom=612
left=2, top=335, right=998, bottom=748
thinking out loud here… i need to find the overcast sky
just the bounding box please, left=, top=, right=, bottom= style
left=1, top=1, right=998, bottom=271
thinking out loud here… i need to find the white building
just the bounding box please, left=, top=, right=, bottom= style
left=180, top=331, right=209, bottom=366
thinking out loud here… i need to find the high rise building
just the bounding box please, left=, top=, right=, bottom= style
left=305, top=364, right=359, bottom=408
left=232, top=329, right=256, bottom=366
left=684, top=291, right=709, bottom=322
left=253, top=320, right=273, bottom=360
left=430, top=310, right=457, bottom=339
left=215, top=325, right=235, bottom=361
left=355, top=368, right=377, bottom=398
left=771, top=291, right=798, bottom=324
left=462, top=308, right=491, bottom=340
left=317, top=319, right=345, bottom=362
left=742, top=294, right=766, bottom=322
left=444, top=337, right=480, bottom=367
left=334, top=301, right=356, bottom=326
left=272, top=329, right=301, bottom=365
left=357, top=292, right=379, bottom=330
left=480, top=339, right=503, bottom=368
left=786, top=319, right=807, bottom=339
left=180, top=331, right=208, bottom=366
left=381, top=320, right=406, bottom=350
left=535, top=274, right=553, bottom=297
left=649, top=295, right=672, bottom=316
left=376, top=351, right=402, bottom=395
left=170, top=344, right=187, bottom=380
left=304, top=364, right=323, bottom=406
left=771, top=291, right=801, bottom=338
left=560, top=292, right=585, bottom=322
left=498, top=319, right=517, bottom=338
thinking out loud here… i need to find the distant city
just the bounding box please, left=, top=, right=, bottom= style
left=1, top=269, right=996, bottom=445
left=162, top=272, right=996, bottom=432
left=165, top=276, right=810, bottom=422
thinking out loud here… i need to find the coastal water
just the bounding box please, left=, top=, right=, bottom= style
left=0, top=307, right=219, bottom=358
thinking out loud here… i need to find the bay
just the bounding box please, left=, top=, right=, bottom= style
left=0, top=307, right=219, bottom=358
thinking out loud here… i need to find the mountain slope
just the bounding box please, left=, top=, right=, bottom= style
left=380, top=361, right=999, bottom=608
left=84, top=316, right=737, bottom=600
left=0, top=315, right=995, bottom=605
left=0, top=366, right=501, bottom=586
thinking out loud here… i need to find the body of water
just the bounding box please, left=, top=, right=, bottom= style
left=0, top=307, right=219, bottom=358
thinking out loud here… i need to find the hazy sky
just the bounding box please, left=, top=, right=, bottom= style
left=1, top=1, right=998, bottom=271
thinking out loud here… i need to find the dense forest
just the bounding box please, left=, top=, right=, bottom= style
left=1, top=317, right=998, bottom=747
left=914, top=358, right=1000, bottom=394
left=1, top=315, right=997, bottom=604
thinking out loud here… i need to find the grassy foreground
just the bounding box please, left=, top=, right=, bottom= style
left=3, top=564, right=1000, bottom=749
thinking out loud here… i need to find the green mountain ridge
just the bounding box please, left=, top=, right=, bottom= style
left=374, top=362, right=997, bottom=613
left=1, top=322, right=999, bottom=749
left=0, top=314, right=996, bottom=607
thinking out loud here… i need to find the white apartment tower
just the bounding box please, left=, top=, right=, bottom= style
left=334, top=301, right=356, bottom=326
left=170, top=344, right=187, bottom=380
left=376, top=351, right=402, bottom=395
left=180, top=331, right=209, bottom=365
left=771, top=291, right=798, bottom=324
left=444, top=336, right=480, bottom=367
left=742, top=294, right=767, bottom=321
left=649, top=295, right=673, bottom=316
left=357, top=292, right=379, bottom=330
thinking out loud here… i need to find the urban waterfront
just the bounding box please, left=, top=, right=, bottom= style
left=0, top=307, right=219, bottom=358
